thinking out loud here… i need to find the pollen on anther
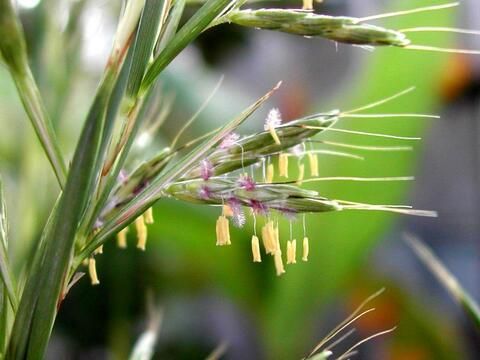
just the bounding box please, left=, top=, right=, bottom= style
left=223, top=204, right=234, bottom=217
left=261, top=221, right=277, bottom=254
left=308, top=153, right=319, bottom=177
left=94, top=245, right=103, bottom=255
left=287, top=239, right=297, bottom=264
left=279, top=153, right=289, bottom=178
left=302, top=236, right=309, bottom=262
left=117, top=227, right=129, bottom=249
left=251, top=235, right=262, bottom=262
left=135, top=215, right=147, bottom=251
left=216, top=215, right=231, bottom=246
left=145, top=207, right=154, bottom=224
left=298, top=163, right=305, bottom=185
left=266, top=163, right=274, bottom=183
left=88, top=257, right=100, bottom=285
left=302, top=0, right=313, bottom=10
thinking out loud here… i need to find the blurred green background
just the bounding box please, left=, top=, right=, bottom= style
left=1, top=0, right=479, bottom=359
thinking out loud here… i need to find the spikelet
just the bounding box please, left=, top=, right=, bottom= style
left=302, top=236, right=309, bottom=261
left=88, top=257, right=100, bottom=285
left=287, top=239, right=297, bottom=264
left=216, top=215, right=231, bottom=246
left=266, top=163, right=274, bottom=183
left=308, top=152, right=319, bottom=177
left=117, top=227, right=129, bottom=249
left=135, top=215, right=147, bottom=251
left=251, top=235, right=262, bottom=262
left=279, top=153, right=289, bottom=178
left=298, top=163, right=305, bottom=185
left=145, top=207, right=154, bottom=224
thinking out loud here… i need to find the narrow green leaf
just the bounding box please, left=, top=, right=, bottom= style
left=156, top=0, right=186, bottom=54
left=1, top=286, right=6, bottom=355
left=0, top=0, right=67, bottom=188
left=0, top=178, right=17, bottom=312
left=140, top=0, right=233, bottom=92
left=80, top=46, right=135, bottom=234
left=77, top=82, right=280, bottom=264
left=405, top=233, right=480, bottom=331
left=6, top=73, right=116, bottom=360
left=5, top=197, right=59, bottom=360
left=126, top=0, right=168, bottom=100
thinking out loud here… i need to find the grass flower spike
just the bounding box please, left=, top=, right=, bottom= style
left=2, top=0, right=479, bottom=356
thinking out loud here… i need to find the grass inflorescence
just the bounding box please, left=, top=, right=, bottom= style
left=0, top=0, right=480, bottom=358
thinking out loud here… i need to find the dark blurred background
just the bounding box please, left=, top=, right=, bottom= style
left=1, top=0, right=480, bottom=359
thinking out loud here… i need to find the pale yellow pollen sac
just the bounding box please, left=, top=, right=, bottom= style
left=287, top=239, right=297, bottom=264
left=94, top=245, right=103, bottom=255
left=261, top=221, right=277, bottom=255
left=274, top=249, right=285, bottom=276
left=117, top=227, right=129, bottom=249
left=302, top=0, right=313, bottom=10
left=223, top=204, right=234, bottom=217
left=216, top=215, right=231, bottom=246
left=302, top=236, right=309, bottom=262
left=279, top=153, right=289, bottom=178
left=297, top=163, right=305, bottom=185
left=308, top=152, right=319, bottom=177
left=251, top=235, right=262, bottom=262
left=144, top=207, right=154, bottom=224
left=88, top=257, right=100, bottom=286
left=268, top=124, right=281, bottom=145
left=266, top=163, right=274, bottom=183
left=135, top=215, right=148, bottom=251
left=273, top=226, right=285, bottom=275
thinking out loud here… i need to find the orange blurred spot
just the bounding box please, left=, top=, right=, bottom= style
left=439, top=53, right=473, bottom=102
left=390, top=344, right=430, bottom=360
left=347, top=288, right=399, bottom=333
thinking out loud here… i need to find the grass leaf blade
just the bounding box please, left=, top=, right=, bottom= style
left=0, top=177, right=17, bottom=312
left=405, top=233, right=480, bottom=330
left=6, top=74, right=116, bottom=359
left=141, top=0, right=232, bottom=92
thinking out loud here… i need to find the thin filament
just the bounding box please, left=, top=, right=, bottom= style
left=359, top=2, right=459, bottom=22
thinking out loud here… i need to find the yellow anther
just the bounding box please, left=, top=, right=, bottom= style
left=145, top=207, right=154, bottom=224
left=302, top=236, right=309, bottom=261
left=135, top=215, right=147, bottom=251
left=268, top=124, right=281, bottom=145
left=274, top=249, right=285, bottom=276
left=117, top=227, right=129, bottom=249
left=88, top=258, right=100, bottom=285
left=266, top=163, right=274, bottom=183
left=94, top=245, right=103, bottom=255
left=251, top=235, right=262, bottom=262
left=287, top=239, right=297, bottom=264
left=223, top=204, right=234, bottom=217
left=279, top=153, right=289, bottom=178
left=261, top=221, right=277, bottom=254
left=298, top=163, right=305, bottom=185
left=216, top=215, right=231, bottom=246
left=302, top=0, right=313, bottom=10
left=308, top=152, right=319, bottom=177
